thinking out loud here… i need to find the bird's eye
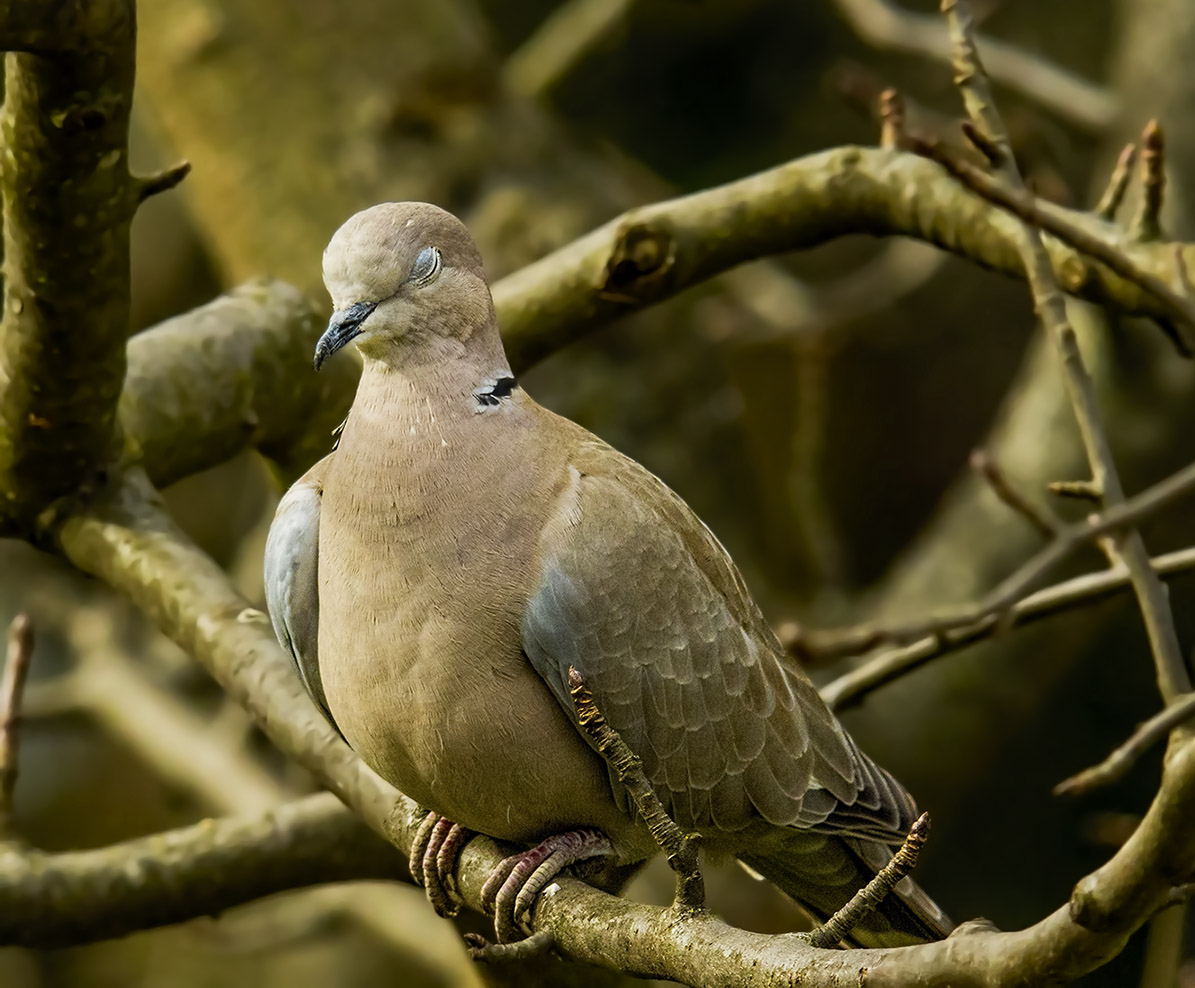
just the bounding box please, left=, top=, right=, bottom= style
left=410, top=246, right=442, bottom=287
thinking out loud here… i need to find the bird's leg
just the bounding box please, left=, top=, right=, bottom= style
left=409, top=810, right=474, bottom=917
left=480, top=829, right=613, bottom=942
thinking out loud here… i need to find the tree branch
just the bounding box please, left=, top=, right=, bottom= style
left=0, top=0, right=138, bottom=535
left=934, top=0, right=1190, bottom=704
left=0, top=792, right=403, bottom=948
left=120, top=279, right=357, bottom=488
left=492, top=147, right=1195, bottom=369
left=830, top=0, right=1118, bottom=132
left=45, top=462, right=1195, bottom=983
left=818, top=544, right=1195, bottom=712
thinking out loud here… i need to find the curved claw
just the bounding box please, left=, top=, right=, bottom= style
left=482, top=829, right=613, bottom=942
left=409, top=811, right=471, bottom=918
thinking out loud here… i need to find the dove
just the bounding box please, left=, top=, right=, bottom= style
left=264, top=201, right=951, bottom=946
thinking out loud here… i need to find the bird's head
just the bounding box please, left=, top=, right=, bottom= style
left=315, top=202, right=495, bottom=370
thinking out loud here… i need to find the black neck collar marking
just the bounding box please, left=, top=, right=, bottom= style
left=475, top=375, right=518, bottom=408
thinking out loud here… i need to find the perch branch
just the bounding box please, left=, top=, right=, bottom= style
left=0, top=0, right=138, bottom=535
left=46, top=467, right=1195, bottom=984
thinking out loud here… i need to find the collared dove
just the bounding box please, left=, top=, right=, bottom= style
left=264, top=202, right=951, bottom=947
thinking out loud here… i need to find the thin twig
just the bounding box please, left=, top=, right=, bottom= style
left=1095, top=143, right=1137, bottom=222
left=134, top=161, right=192, bottom=204
left=0, top=613, right=34, bottom=837
left=830, top=0, right=1117, bottom=132
left=819, top=545, right=1195, bottom=711
left=808, top=813, right=931, bottom=948
left=1132, top=121, right=1166, bottom=243
left=567, top=666, right=704, bottom=911
left=970, top=449, right=1059, bottom=539
left=1048, top=479, right=1103, bottom=502
left=879, top=88, right=905, bottom=149
left=905, top=131, right=1195, bottom=356
left=795, top=455, right=1195, bottom=666
left=1055, top=691, right=1195, bottom=797
left=938, top=0, right=1191, bottom=707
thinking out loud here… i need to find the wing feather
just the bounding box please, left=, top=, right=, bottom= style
left=522, top=437, right=918, bottom=841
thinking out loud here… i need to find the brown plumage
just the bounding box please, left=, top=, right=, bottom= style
left=264, top=202, right=951, bottom=946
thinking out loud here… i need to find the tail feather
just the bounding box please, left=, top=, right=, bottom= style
left=738, top=828, right=952, bottom=948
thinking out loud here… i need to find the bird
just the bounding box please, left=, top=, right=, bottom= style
left=264, top=201, right=952, bottom=947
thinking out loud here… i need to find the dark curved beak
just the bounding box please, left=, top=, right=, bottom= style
left=314, top=301, right=377, bottom=370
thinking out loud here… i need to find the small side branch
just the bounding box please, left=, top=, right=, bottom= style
left=568, top=666, right=704, bottom=911
left=1095, top=143, right=1137, bottom=223
left=808, top=813, right=931, bottom=948
left=1132, top=121, right=1166, bottom=243
left=1055, top=692, right=1195, bottom=797
left=970, top=449, right=1059, bottom=539
left=0, top=613, right=34, bottom=837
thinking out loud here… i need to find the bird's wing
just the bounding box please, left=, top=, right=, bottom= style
left=522, top=434, right=916, bottom=841
left=264, top=455, right=335, bottom=726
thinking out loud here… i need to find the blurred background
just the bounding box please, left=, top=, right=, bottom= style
left=3, top=0, right=1194, bottom=984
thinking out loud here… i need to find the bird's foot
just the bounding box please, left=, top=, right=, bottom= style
left=410, top=810, right=474, bottom=917
left=480, top=829, right=613, bottom=942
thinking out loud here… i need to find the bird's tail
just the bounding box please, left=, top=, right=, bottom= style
left=737, top=827, right=952, bottom=948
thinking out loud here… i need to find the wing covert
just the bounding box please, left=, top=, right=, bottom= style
left=521, top=442, right=916, bottom=841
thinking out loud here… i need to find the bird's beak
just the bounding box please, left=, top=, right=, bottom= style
left=314, top=301, right=378, bottom=370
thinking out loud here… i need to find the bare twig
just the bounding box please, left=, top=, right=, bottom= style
left=1048, top=479, right=1104, bottom=501
left=134, top=161, right=192, bottom=204
left=1055, top=691, right=1195, bottom=797
left=820, top=545, right=1195, bottom=711
left=568, top=666, right=704, bottom=911
left=1132, top=120, right=1166, bottom=243
left=830, top=0, right=1117, bottom=131
left=879, top=88, right=905, bottom=149
left=807, top=813, right=931, bottom=948
left=0, top=614, right=34, bottom=836
left=1095, top=143, right=1138, bottom=222
left=937, top=0, right=1190, bottom=707
left=970, top=449, right=1059, bottom=539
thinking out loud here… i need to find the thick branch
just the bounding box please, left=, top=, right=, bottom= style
left=0, top=0, right=138, bottom=535
left=493, top=147, right=1195, bottom=369
left=120, top=280, right=357, bottom=488
left=51, top=467, right=1195, bottom=984
left=0, top=793, right=402, bottom=948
